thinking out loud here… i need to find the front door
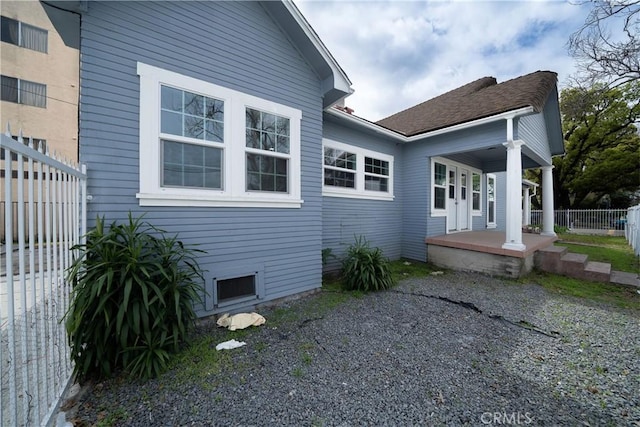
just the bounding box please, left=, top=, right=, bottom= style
left=459, top=169, right=469, bottom=230
left=447, top=166, right=457, bottom=231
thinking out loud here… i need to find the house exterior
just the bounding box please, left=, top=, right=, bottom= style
left=48, top=0, right=562, bottom=317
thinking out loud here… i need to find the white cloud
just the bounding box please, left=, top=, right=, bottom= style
left=296, top=0, right=593, bottom=120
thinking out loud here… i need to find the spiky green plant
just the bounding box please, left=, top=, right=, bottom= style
left=341, top=236, right=395, bottom=292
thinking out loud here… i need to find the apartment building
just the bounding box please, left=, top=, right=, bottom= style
left=1, top=0, right=79, bottom=161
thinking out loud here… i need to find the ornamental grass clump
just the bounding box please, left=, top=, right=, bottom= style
left=65, top=213, right=204, bottom=381
left=341, top=236, right=395, bottom=292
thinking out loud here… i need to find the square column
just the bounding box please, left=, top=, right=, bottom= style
left=541, top=165, right=557, bottom=237
left=502, top=139, right=526, bottom=251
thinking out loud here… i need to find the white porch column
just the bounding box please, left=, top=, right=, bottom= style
left=523, top=186, right=531, bottom=226
left=541, top=165, right=556, bottom=237
left=502, top=139, right=526, bottom=251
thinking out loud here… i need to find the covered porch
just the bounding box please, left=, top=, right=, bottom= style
left=425, top=230, right=558, bottom=278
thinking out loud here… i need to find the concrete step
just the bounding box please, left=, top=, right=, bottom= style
left=581, top=261, right=611, bottom=282
left=534, top=245, right=568, bottom=273
left=560, top=252, right=588, bottom=277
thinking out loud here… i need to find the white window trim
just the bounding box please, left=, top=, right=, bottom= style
left=430, top=157, right=482, bottom=217
left=137, top=62, right=303, bottom=208
left=486, top=173, right=497, bottom=228
left=322, top=138, right=394, bottom=201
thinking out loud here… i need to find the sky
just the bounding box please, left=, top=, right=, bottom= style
left=295, top=0, right=594, bottom=121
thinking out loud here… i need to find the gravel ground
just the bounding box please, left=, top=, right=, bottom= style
left=69, top=271, right=640, bottom=426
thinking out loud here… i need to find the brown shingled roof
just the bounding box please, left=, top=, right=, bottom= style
left=376, top=71, right=558, bottom=136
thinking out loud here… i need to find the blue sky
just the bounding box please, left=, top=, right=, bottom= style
left=295, top=0, right=594, bottom=121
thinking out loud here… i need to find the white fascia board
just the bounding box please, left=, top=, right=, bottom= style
left=325, top=105, right=536, bottom=144
left=283, top=0, right=353, bottom=94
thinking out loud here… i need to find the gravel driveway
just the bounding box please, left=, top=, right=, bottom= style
left=71, top=271, right=640, bottom=426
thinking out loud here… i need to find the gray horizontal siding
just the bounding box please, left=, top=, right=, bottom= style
left=518, top=113, right=552, bottom=165
left=321, top=120, right=403, bottom=272
left=80, top=1, right=325, bottom=316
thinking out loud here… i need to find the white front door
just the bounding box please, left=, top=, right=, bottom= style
left=460, top=169, right=469, bottom=230
left=447, top=166, right=457, bottom=231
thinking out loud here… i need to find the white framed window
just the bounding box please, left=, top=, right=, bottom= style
left=472, top=172, right=482, bottom=214
left=1, top=16, right=48, bottom=53
left=137, top=62, right=302, bottom=208
left=432, top=160, right=447, bottom=214
left=322, top=139, right=394, bottom=201
left=487, top=173, right=497, bottom=228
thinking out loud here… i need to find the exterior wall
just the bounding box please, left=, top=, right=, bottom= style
left=402, top=121, right=507, bottom=261
left=321, top=119, right=402, bottom=272
left=79, top=1, right=325, bottom=316
left=518, top=113, right=552, bottom=164
left=0, top=1, right=79, bottom=161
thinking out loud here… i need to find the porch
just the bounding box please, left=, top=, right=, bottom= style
left=425, top=230, right=557, bottom=278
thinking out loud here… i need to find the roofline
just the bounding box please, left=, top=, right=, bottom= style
left=326, top=106, right=536, bottom=143
left=282, top=0, right=353, bottom=96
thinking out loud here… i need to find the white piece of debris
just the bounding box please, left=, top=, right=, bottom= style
left=431, top=271, right=444, bottom=276
left=215, top=339, right=247, bottom=351
left=217, top=312, right=266, bottom=330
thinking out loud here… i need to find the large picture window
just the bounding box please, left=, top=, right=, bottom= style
left=137, top=62, right=302, bottom=208
left=322, top=139, right=394, bottom=201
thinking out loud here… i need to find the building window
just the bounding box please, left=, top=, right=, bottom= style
left=324, top=147, right=356, bottom=188
left=472, top=172, right=481, bottom=211
left=322, top=139, right=394, bottom=201
left=487, top=174, right=496, bottom=228
left=246, top=108, right=290, bottom=193
left=433, top=161, right=447, bottom=210
left=364, top=157, right=389, bottom=192
left=137, top=62, right=302, bottom=208
left=1, top=75, right=46, bottom=108
left=1, top=16, right=48, bottom=53
left=160, top=85, right=224, bottom=189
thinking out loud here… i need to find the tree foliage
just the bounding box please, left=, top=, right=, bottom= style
left=569, top=1, right=640, bottom=88
left=548, top=83, right=640, bottom=209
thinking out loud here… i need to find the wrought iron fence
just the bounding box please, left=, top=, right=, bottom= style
left=1, top=128, right=86, bottom=426
left=530, top=209, right=629, bottom=231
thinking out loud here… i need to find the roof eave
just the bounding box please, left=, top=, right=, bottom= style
left=262, top=1, right=353, bottom=108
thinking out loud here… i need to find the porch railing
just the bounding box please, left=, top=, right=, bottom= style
left=530, top=209, right=629, bottom=232
left=1, top=128, right=87, bottom=426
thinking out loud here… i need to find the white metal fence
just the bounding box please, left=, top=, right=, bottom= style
left=1, top=128, right=86, bottom=426
left=530, top=209, right=629, bottom=232
left=626, top=205, right=640, bottom=256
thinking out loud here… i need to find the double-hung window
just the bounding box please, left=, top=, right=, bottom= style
left=432, top=161, right=447, bottom=211
left=137, top=62, right=302, bottom=208
left=322, top=139, right=394, bottom=200
left=487, top=174, right=497, bottom=228
left=1, top=75, right=46, bottom=108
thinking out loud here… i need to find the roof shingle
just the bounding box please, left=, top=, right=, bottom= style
left=376, top=71, right=558, bottom=136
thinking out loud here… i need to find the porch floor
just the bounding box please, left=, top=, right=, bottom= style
left=425, top=230, right=557, bottom=258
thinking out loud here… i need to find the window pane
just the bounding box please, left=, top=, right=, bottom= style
left=434, top=163, right=446, bottom=186
left=473, top=193, right=480, bottom=210
left=435, top=187, right=446, bottom=209
left=261, top=132, right=275, bottom=152
left=276, top=116, right=289, bottom=136
left=246, top=129, right=260, bottom=148
left=473, top=173, right=481, bottom=191
left=365, top=175, right=388, bottom=192
left=365, top=157, right=389, bottom=176
left=161, top=86, right=224, bottom=143
left=1, top=75, right=18, bottom=103
left=19, top=79, right=46, bottom=107
left=161, top=86, right=182, bottom=112
left=161, top=110, right=182, bottom=135
left=246, top=108, right=261, bottom=130
left=162, top=140, right=222, bottom=189
left=488, top=201, right=495, bottom=223
left=261, top=112, right=275, bottom=132
left=184, top=115, right=204, bottom=139
left=277, top=135, right=289, bottom=154
left=1, top=16, right=19, bottom=46
left=20, top=22, right=47, bottom=53
left=324, top=169, right=355, bottom=188
left=246, top=153, right=287, bottom=193
left=324, top=148, right=356, bottom=170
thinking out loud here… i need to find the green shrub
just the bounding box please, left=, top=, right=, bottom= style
left=65, top=213, right=204, bottom=380
left=341, top=236, right=395, bottom=292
